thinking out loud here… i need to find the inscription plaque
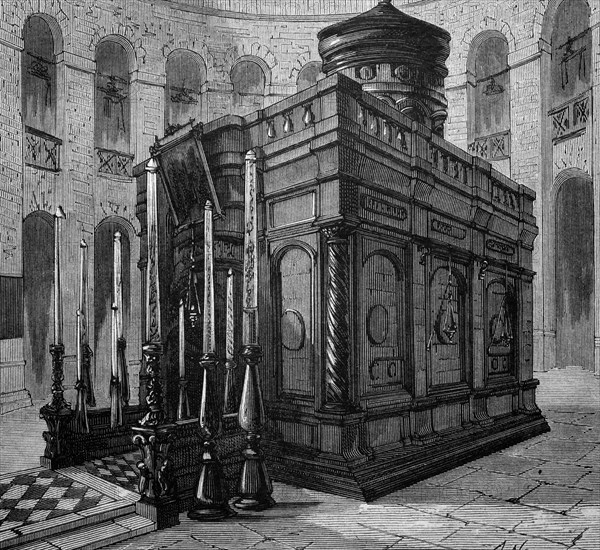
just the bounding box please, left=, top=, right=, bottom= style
left=431, top=218, right=466, bottom=240
left=486, top=240, right=515, bottom=256
left=361, top=195, right=408, bottom=221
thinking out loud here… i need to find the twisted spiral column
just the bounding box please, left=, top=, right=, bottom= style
left=323, top=226, right=351, bottom=410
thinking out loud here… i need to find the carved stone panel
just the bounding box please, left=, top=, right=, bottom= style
left=359, top=237, right=406, bottom=396
left=427, top=258, right=467, bottom=388
left=276, top=247, right=314, bottom=397
left=485, top=278, right=516, bottom=377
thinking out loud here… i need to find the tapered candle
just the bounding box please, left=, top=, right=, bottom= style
left=77, top=239, right=88, bottom=380
left=145, top=157, right=161, bottom=344
left=54, top=206, right=66, bottom=344
left=114, top=232, right=123, bottom=340
left=203, top=200, right=215, bottom=353
left=226, top=268, right=234, bottom=361
left=243, top=150, right=258, bottom=343
left=179, top=298, right=185, bottom=378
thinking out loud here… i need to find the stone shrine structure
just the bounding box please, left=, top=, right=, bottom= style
left=141, top=1, right=549, bottom=501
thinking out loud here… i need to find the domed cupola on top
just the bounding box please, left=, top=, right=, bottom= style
left=318, top=0, right=451, bottom=135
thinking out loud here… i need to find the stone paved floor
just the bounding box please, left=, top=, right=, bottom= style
left=100, top=366, right=599, bottom=550
left=1, top=367, right=598, bottom=550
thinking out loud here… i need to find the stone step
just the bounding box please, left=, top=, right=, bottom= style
left=0, top=500, right=138, bottom=549
left=16, top=513, right=155, bottom=550
left=0, top=466, right=155, bottom=550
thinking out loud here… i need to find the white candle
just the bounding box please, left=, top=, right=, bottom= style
left=54, top=206, right=66, bottom=344
left=77, top=239, right=88, bottom=380
left=145, top=158, right=161, bottom=343
left=203, top=200, right=215, bottom=353
left=243, top=150, right=258, bottom=343
left=179, top=298, right=185, bottom=377
left=114, top=231, right=123, bottom=340
left=226, top=268, right=234, bottom=361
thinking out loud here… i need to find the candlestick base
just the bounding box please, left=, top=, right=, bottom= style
left=234, top=343, right=275, bottom=511
left=39, top=403, right=73, bottom=469
left=233, top=433, right=275, bottom=511
left=132, top=423, right=179, bottom=529
left=188, top=441, right=236, bottom=521
left=40, top=342, right=73, bottom=468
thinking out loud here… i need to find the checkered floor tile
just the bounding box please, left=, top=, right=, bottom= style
left=78, top=452, right=141, bottom=492
left=0, top=469, right=112, bottom=531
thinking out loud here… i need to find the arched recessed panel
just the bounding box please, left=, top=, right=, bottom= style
left=94, top=220, right=131, bottom=405
left=165, top=50, right=206, bottom=130
left=95, top=40, right=131, bottom=155
left=555, top=176, right=594, bottom=370
left=468, top=34, right=510, bottom=162
left=428, top=260, right=467, bottom=387
left=23, top=212, right=54, bottom=400
left=297, top=62, right=322, bottom=92
left=485, top=278, right=516, bottom=376
left=550, top=0, right=591, bottom=108
left=22, top=16, right=57, bottom=134
left=276, top=247, right=313, bottom=397
left=231, top=59, right=266, bottom=112
left=359, top=246, right=406, bottom=394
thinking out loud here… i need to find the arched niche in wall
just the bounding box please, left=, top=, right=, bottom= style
left=427, top=259, right=468, bottom=389
left=296, top=61, right=322, bottom=92
left=273, top=245, right=315, bottom=399
left=548, top=0, right=591, bottom=141
left=484, top=277, right=517, bottom=378
left=165, top=50, right=206, bottom=132
left=22, top=211, right=54, bottom=400
left=230, top=56, right=267, bottom=113
left=466, top=32, right=511, bottom=166
left=93, top=218, right=131, bottom=406
left=22, top=16, right=60, bottom=133
left=22, top=15, right=63, bottom=172
left=554, top=173, right=594, bottom=370
left=95, top=38, right=133, bottom=176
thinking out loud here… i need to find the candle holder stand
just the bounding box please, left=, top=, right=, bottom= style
left=40, top=343, right=74, bottom=469
left=188, top=352, right=235, bottom=521
left=233, top=343, right=275, bottom=511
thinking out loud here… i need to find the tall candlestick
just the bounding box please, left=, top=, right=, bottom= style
left=189, top=199, right=234, bottom=521
left=233, top=149, right=274, bottom=511
left=54, top=206, right=66, bottom=344
left=74, top=238, right=90, bottom=433
left=179, top=298, right=186, bottom=378
left=203, top=200, right=215, bottom=353
left=226, top=269, right=234, bottom=361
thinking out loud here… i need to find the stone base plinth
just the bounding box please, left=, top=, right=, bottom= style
left=266, top=412, right=550, bottom=502
left=0, top=389, right=32, bottom=414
